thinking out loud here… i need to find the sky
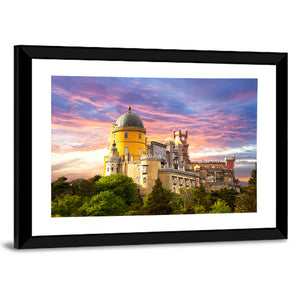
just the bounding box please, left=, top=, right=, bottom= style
left=51, top=76, right=257, bottom=184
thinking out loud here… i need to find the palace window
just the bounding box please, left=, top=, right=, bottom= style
left=111, top=167, right=114, bottom=172
left=137, top=176, right=140, bottom=183
left=124, top=147, right=128, bottom=154
left=124, top=132, right=128, bottom=139
left=173, top=177, right=177, bottom=185
left=173, top=187, right=176, bottom=193
left=137, top=165, right=140, bottom=171
left=179, top=178, right=183, bottom=186
left=142, top=165, right=147, bottom=174
left=186, top=179, right=189, bottom=187
left=143, top=177, right=147, bottom=184
left=191, top=181, right=195, bottom=187
left=138, top=133, right=142, bottom=139
left=139, top=148, right=142, bottom=154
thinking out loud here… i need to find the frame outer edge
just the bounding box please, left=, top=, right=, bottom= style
left=16, top=45, right=286, bottom=65
left=19, top=228, right=286, bottom=249
left=14, top=46, right=33, bottom=248
left=276, top=53, right=288, bottom=238
left=14, top=46, right=19, bottom=248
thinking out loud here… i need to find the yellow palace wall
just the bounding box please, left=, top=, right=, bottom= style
left=111, top=125, right=147, bottom=159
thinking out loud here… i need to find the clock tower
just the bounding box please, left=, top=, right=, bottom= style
left=173, top=129, right=190, bottom=162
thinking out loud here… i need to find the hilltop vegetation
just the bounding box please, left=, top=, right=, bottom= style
left=51, top=167, right=257, bottom=217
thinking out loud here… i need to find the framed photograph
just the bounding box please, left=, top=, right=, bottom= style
left=14, top=45, right=287, bottom=249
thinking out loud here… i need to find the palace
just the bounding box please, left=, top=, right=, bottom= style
left=103, top=107, right=240, bottom=197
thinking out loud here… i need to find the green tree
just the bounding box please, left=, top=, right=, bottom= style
left=209, top=199, right=232, bottom=214
left=235, top=191, right=256, bottom=213
left=194, top=186, right=207, bottom=201
left=210, top=188, right=238, bottom=212
left=125, top=202, right=143, bottom=216
left=194, top=205, right=206, bottom=214
left=70, top=178, right=97, bottom=198
left=51, top=176, right=72, bottom=201
left=236, top=166, right=257, bottom=213
left=88, top=174, right=102, bottom=183
left=248, top=166, right=257, bottom=186
left=52, top=194, right=85, bottom=217
left=179, top=186, right=211, bottom=214
left=179, top=187, right=197, bottom=214
left=96, top=174, right=139, bottom=206
left=142, top=178, right=174, bottom=215
left=79, top=191, right=128, bottom=216
left=169, top=192, right=185, bottom=214
left=78, top=174, right=140, bottom=216
left=194, top=187, right=212, bottom=212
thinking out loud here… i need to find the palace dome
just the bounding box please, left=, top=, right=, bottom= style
left=115, top=107, right=144, bottom=128
left=175, top=136, right=182, bottom=145
left=165, top=137, right=174, bottom=142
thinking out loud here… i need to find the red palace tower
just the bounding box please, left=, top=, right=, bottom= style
left=173, top=129, right=190, bottom=163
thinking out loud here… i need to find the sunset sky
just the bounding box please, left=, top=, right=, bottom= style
left=51, top=76, right=257, bottom=184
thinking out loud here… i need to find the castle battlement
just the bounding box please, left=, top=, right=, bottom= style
left=159, top=168, right=199, bottom=177
left=140, top=154, right=162, bottom=160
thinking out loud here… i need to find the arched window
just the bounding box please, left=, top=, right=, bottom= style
left=143, top=177, right=147, bottom=184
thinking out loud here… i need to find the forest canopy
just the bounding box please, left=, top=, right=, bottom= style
left=51, top=167, right=257, bottom=217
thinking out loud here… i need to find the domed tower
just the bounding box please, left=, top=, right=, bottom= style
left=110, top=107, right=147, bottom=160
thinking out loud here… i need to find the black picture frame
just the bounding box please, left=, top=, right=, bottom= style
left=14, top=45, right=288, bottom=249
